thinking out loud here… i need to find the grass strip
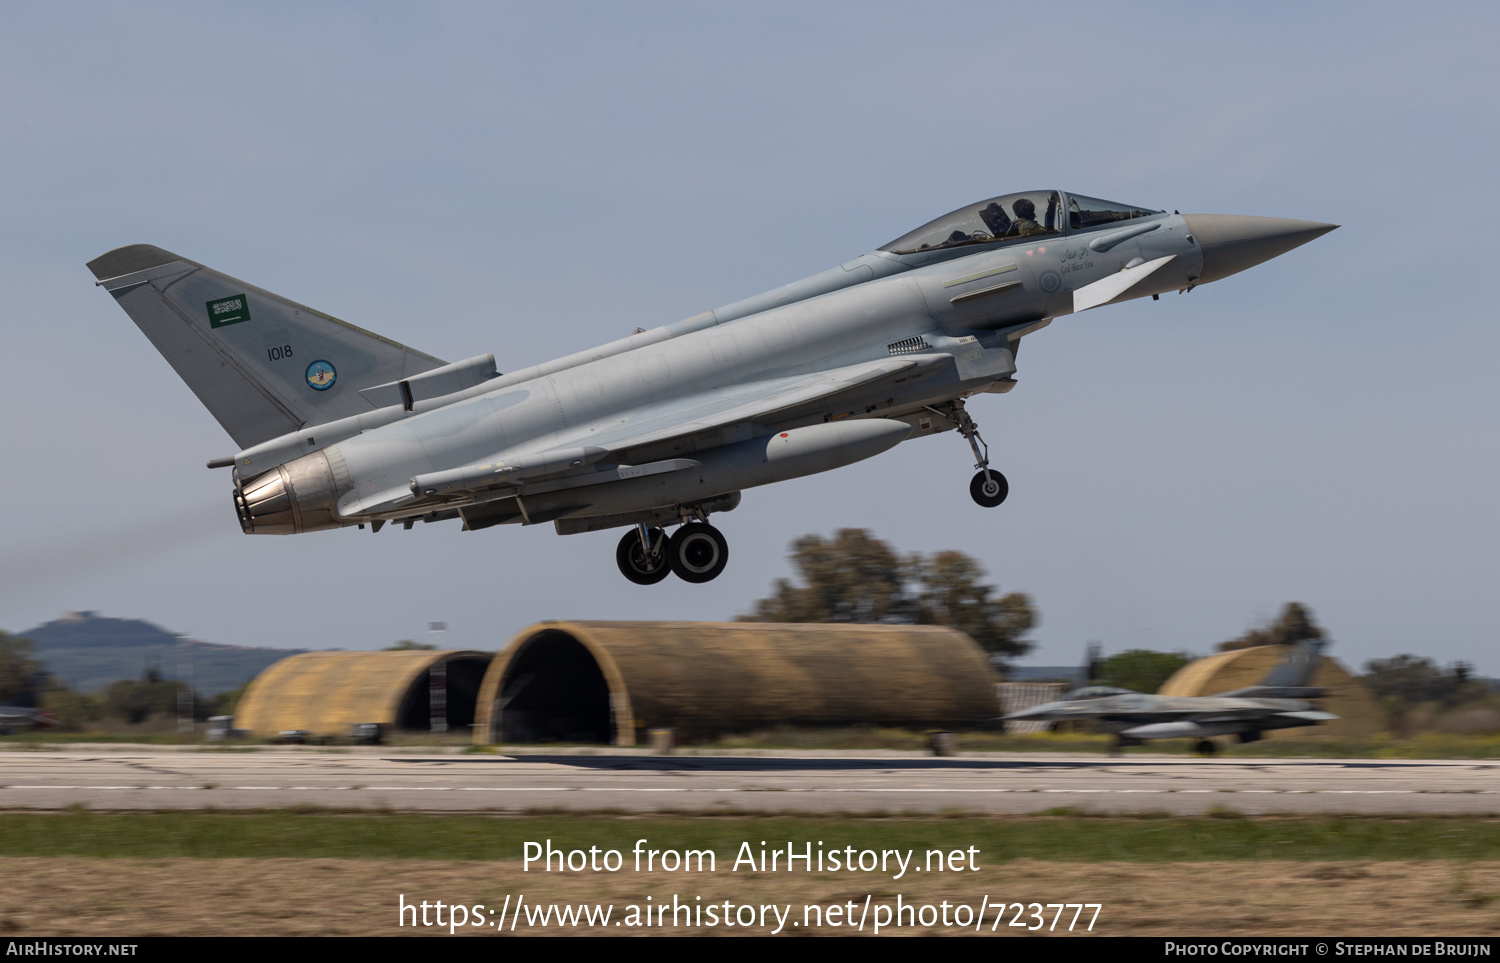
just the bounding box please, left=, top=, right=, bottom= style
left=10, top=730, right=1500, bottom=757
left=0, top=811, right=1498, bottom=862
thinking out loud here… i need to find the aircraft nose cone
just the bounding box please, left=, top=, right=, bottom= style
left=1182, top=214, right=1338, bottom=284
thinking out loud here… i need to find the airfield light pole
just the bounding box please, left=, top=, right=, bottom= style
left=428, top=622, right=447, bottom=734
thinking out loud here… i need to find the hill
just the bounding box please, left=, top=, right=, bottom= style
left=15, top=612, right=305, bottom=696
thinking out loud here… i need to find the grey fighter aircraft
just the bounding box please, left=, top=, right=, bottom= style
left=88, top=192, right=1335, bottom=584
left=0, top=706, right=57, bottom=735
left=1004, top=640, right=1338, bottom=754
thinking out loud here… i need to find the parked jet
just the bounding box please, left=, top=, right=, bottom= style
left=88, top=192, right=1335, bottom=584
left=0, top=706, right=57, bottom=735
left=1003, top=640, right=1338, bottom=754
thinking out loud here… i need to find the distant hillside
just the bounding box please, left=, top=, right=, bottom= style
left=15, top=612, right=305, bottom=696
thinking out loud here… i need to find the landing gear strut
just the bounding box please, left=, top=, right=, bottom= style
left=932, top=402, right=1008, bottom=508
left=1194, top=739, right=1217, bottom=757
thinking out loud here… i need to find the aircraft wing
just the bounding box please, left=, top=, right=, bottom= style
left=1005, top=696, right=1332, bottom=724
left=1121, top=710, right=1338, bottom=740
left=357, top=354, right=954, bottom=516
left=554, top=353, right=954, bottom=464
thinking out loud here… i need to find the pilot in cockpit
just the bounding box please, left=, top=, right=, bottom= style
left=1009, top=198, right=1044, bottom=237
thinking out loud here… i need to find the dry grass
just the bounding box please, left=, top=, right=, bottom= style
left=1, top=858, right=1498, bottom=936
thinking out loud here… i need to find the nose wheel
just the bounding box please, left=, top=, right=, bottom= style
left=970, top=469, right=1008, bottom=507
left=932, top=402, right=1010, bottom=508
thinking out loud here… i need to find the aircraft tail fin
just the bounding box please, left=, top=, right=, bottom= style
left=1257, top=638, right=1325, bottom=688
left=88, top=244, right=446, bottom=450
left=1213, top=641, right=1328, bottom=699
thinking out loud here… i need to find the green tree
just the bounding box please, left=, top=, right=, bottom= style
left=102, top=668, right=181, bottom=724
left=41, top=684, right=104, bottom=732
left=742, top=529, right=916, bottom=624
left=908, top=551, right=1035, bottom=659
left=384, top=640, right=437, bottom=651
left=740, top=529, right=1036, bottom=665
left=1362, top=655, right=1483, bottom=707
left=1218, top=602, right=1325, bottom=652
left=1096, top=649, right=1192, bottom=694
left=0, top=632, right=43, bottom=704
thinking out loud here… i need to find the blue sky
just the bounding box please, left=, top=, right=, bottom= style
left=1, top=3, right=1496, bottom=672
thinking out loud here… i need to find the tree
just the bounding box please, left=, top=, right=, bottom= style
left=1362, top=655, right=1483, bottom=707
left=741, top=529, right=916, bottom=624
left=0, top=632, right=43, bottom=705
left=739, top=529, right=1036, bottom=665
left=384, top=640, right=436, bottom=651
left=1096, top=649, right=1192, bottom=694
left=102, top=670, right=180, bottom=724
left=1218, top=602, right=1325, bottom=652
left=908, top=551, right=1035, bottom=659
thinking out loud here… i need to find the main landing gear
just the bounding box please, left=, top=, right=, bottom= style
left=616, top=525, right=670, bottom=584
left=931, top=402, right=1008, bottom=508
left=615, top=521, right=729, bottom=585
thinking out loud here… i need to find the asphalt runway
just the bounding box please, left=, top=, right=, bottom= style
left=3, top=748, right=1499, bottom=814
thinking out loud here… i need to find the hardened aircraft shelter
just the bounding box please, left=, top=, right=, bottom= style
left=233, top=649, right=492, bottom=737
left=473, top=621, right=999, bottom=746
left=1158, top=644, right=1382, bottom=739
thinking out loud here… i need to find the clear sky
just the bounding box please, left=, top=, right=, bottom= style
left=1, top=2, right=1495, bottom=673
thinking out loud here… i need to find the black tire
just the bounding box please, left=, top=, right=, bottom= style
left=1195, top=739, right=1217, bottom=757
left=669, top=523, right=729, bottom=583
left=969, top=469, right=1008, bottom=507
left=616, top=528, right=670, bottom=585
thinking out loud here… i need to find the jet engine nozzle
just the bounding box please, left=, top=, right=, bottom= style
left=233, top=450, right=349, bottom=534
left=1181, top=214, right=1337, bottom=285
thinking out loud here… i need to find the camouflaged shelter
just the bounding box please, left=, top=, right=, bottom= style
left=474, top=621, right=1000, bottom=746
left=1159, top=644, right=1382, bottom=739
left=234, top=649, right=492, bottom=737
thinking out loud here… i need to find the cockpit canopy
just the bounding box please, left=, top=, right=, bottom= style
left=879, top=191, right=1163, bottom=256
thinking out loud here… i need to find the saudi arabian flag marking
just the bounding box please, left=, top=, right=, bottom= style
left=207, top=294, right=251, bottom=328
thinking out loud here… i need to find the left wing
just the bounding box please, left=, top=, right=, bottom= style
left=348, top=354, right=952, bottom=516
left=580, top=353, right=952, bottom=464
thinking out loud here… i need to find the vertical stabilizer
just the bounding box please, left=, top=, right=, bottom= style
left=88, top=244, right=446, bottom=449
left=1257, top=639, right=1325, bottom=689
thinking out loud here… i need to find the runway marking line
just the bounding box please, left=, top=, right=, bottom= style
left=0, top=786, right=1489, bottom=795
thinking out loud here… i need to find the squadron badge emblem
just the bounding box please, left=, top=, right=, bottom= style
left=305, top=360, right=336, bottom=391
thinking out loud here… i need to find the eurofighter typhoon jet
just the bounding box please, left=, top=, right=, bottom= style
left=1004, top=640, right=1338, bottom=755
left=88, top=193, right=1335, bottom=584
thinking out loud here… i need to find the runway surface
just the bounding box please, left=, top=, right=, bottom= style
left=3, top=748, right=1499, bottom=814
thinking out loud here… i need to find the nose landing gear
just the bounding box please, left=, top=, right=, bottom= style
left=932, top=402, right=1009, bottom=508
left=970, top=469, right=1008, bottom=508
